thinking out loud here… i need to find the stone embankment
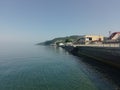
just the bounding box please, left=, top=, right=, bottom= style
left=63, top=45, right=120, bottom=69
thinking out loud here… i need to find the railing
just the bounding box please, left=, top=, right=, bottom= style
left=73, top=43, right=120, bottom=48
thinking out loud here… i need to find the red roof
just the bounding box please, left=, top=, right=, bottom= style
left=109, top=32, right=120, bottom=39
left=113, top=32, right=120, bottom=34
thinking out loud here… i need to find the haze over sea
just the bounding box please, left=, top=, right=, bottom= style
left=0, top=43, right=119, bottom=90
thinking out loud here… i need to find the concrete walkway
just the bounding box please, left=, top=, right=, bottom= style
left=73, top=43, right=120, bottom=48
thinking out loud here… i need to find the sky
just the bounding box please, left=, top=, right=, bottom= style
left=0, top=0, right=120, bottom=44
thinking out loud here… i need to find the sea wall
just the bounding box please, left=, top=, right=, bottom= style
left=64, top=46, right=120, bottom=69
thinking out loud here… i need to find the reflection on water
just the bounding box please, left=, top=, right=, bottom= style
left=78, top=56, right=120, bottom=88
left=0, top=45, right=119, bottom=90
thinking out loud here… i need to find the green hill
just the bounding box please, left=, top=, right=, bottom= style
left=37, top=35, right=82, bottom=45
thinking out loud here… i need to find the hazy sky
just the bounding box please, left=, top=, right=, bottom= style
left=0, top=0, right=120, bottom=43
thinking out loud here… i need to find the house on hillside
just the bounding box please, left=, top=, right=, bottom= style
left=109, top=32, right=120, bottom=40
left=105, top=32, right=120, bottom=43
left=75, top=35, right=104, bottom=44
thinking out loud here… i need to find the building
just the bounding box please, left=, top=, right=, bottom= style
left=104, top=32, right=120, bottom=43
left=58, top=43, right=64, bottom=46
left=109, top=32, right=120, bottom=40
left=76, top=35, right=104, bottom=44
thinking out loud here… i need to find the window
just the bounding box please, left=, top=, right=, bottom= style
left=89, top=37, right=92, bottom=40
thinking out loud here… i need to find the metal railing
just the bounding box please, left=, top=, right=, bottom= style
left=73, top=43, right=120, bottom=48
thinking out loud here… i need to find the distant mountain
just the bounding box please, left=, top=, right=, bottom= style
left=37, top=35, right=82, bottom=45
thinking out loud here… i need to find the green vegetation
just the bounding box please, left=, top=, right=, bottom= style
left=37, top=35, right=82, bottom=45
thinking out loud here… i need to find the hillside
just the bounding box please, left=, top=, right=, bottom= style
left=37, top=35, right=82, bottom=45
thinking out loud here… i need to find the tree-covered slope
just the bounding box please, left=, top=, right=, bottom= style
left=37, top=35, right=82, bottom=45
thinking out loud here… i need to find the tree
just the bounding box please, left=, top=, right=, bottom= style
left=65, top=39, right=72, bottom=43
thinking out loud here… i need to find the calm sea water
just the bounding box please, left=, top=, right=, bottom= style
left=0, top=44, right=119, bottom=90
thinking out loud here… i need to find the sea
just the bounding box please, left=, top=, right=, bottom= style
left=0, top=43, right=119, bottom=90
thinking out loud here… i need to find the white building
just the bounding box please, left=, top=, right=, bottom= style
left=76, top=35, right=104, bottom=44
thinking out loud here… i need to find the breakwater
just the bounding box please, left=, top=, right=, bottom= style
left=63, top=46, right=120, bottom=69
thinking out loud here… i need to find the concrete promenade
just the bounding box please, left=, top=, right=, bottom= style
left=73, top=43, right=120, bottom=48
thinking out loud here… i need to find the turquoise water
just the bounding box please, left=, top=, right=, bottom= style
left=0, top=44, right=119, bottom=90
